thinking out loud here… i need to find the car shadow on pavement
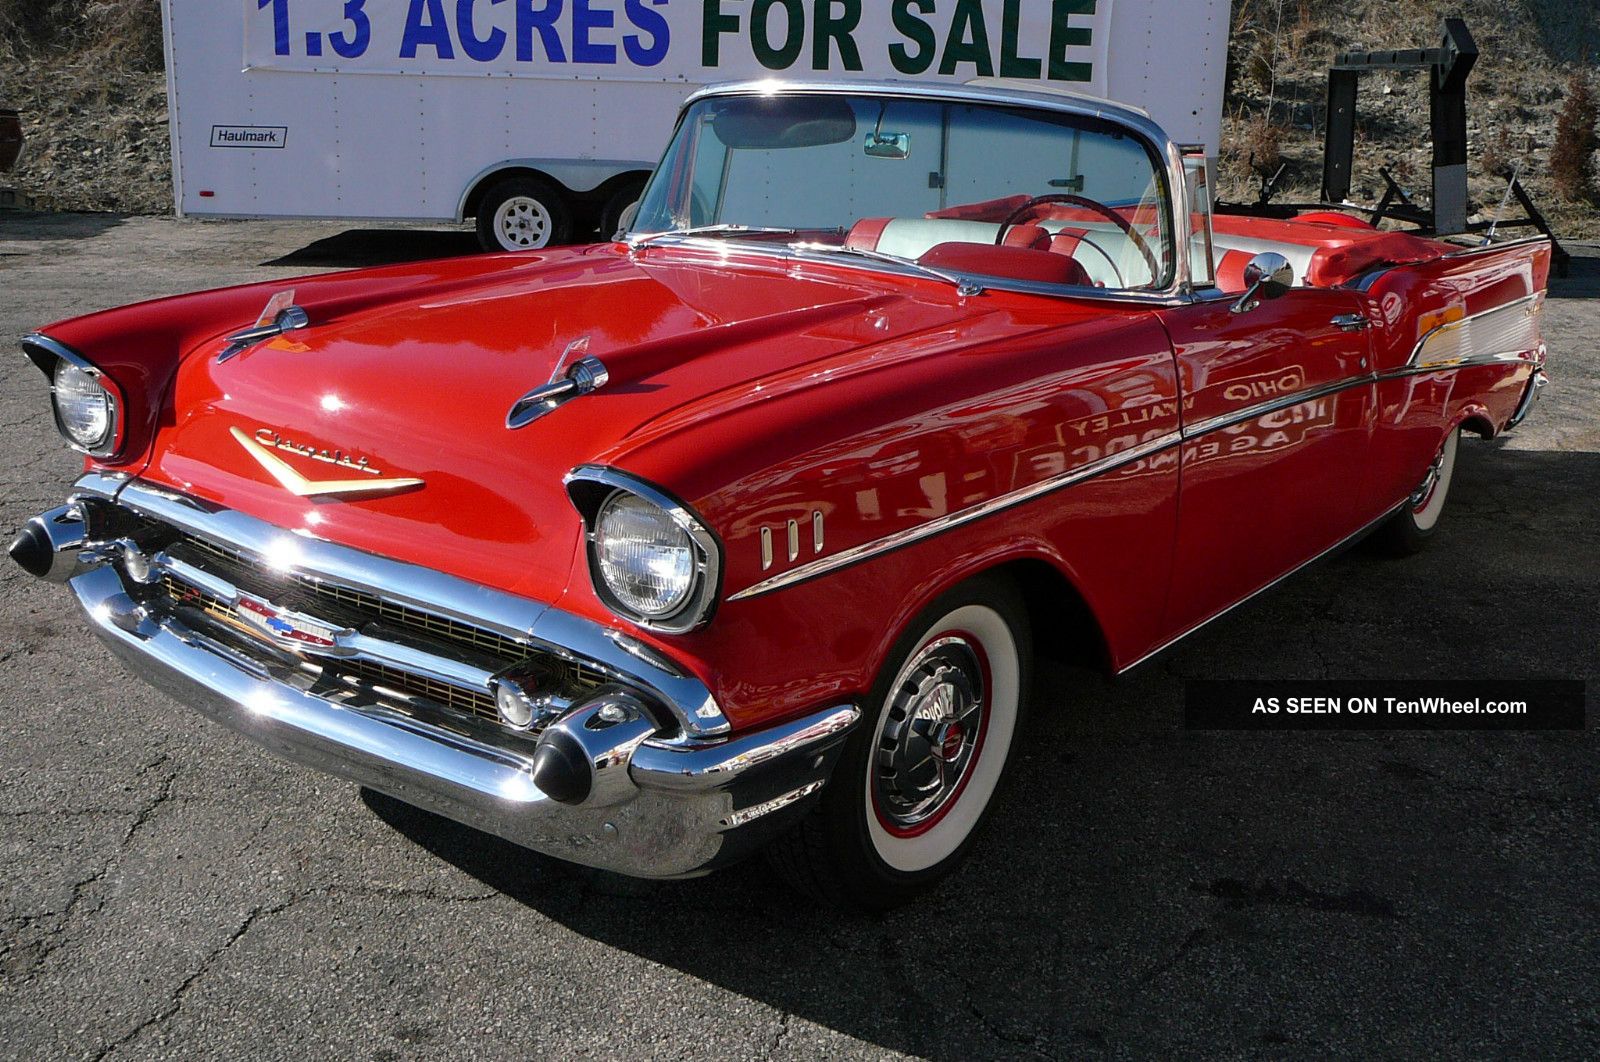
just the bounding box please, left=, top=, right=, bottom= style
left=366, top=445, right=1598, bottom=1058
left=261, top=228, right=482, bottom=268
left=1548, top=246, right=1600, bottom=300
left=0, top=210, right=127, bottom=243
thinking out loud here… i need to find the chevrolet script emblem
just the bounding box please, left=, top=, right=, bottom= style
left=231, top=427, right=423, bottom=498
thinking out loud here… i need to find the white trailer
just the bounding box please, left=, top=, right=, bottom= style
left=161, top=0, right=1231, bottom=251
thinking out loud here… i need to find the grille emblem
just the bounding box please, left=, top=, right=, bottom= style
left=234, top=594, right=351, bottom=650
left=232, top=427, right=423, bottom=498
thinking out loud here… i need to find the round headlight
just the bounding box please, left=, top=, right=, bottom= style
left=52, top=359, right=114, bottom=452
left=593, top=491, right=697, bottom=620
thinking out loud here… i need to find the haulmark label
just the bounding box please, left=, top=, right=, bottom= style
left=210, top=125, right=289, bottom=149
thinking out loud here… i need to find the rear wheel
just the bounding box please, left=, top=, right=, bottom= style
left=767, top=576, right=1030, bottom=910
left=1373, top=426, right=1460, bottom=555
left=476, top=176, right=572, bottom=252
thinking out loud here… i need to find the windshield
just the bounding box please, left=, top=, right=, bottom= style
left=631, top=92, right=1176, bottom=292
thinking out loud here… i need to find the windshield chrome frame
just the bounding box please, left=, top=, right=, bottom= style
left=628, top=79, right=1200, bottom=305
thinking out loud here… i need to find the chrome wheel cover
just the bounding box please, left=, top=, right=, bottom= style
left=1411, top=445, right=1447, bottom=512
left=1410, top=428, right=1458, bottom=531
left=494, top=196, right=552, bottom=250
left=873, top=636, right=986, bottom=832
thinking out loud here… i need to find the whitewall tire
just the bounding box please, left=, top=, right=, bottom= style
left=767, top=576, right=1030, bottom=909
left=1375, top=426, right=1461, bottom=555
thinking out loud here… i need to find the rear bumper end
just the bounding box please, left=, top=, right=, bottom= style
left=18, top=475, right=858, bottom=879
left=1506, top=367, right=1548, bottom=430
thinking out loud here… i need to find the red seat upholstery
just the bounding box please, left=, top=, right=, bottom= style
left=918, top=243, right=1092, bottom=287
left=1211, top=214, right=1450, bottom=288
left=846, top=217, right=892, bottom=250
left=1049, top=227, right=1088, bottom=256
left=1001, top=224, right=1052, bottom=251
left=1215, top=249, right=1255, bottom=292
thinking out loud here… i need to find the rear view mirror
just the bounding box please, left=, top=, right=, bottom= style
left=864, top=132, right=910, bottom=159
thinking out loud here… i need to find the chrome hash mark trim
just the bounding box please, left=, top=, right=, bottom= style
left=727, top=430, right=1182, bottom=602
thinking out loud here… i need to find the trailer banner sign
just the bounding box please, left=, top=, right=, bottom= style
left=245, top=0, right=1114, bottom=92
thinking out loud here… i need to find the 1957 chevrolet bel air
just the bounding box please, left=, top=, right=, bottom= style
left=10, top=81, right=1550, bottom=908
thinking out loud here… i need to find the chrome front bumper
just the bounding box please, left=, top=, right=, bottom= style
left=17, top=475, right=858, bottom=879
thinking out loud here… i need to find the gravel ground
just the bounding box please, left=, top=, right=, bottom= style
left=1, top=213, right=1596, bottom=1060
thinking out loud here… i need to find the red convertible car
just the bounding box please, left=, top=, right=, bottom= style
left=11, top=82, right=1550, bottom=908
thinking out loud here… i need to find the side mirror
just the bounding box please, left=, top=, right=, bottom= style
left=1230, top=252, right=1294, bottom=314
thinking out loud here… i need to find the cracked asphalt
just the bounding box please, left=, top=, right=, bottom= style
left=1, top=213, right=1597, bottom=1060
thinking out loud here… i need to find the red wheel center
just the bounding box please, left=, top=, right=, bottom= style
left=934, top=721, right=965, bottom=762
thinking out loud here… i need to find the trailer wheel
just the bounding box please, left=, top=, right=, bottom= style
left=600, top=178, right=648, bottom=240
left=476, top=176, right=571, bottom=252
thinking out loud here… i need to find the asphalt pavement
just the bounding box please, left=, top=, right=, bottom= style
left=1, top=213, right=1596, bottom=1060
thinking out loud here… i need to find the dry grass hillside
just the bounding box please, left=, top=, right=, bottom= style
left=1224, top=0, right=1600, bottom=240
left=0, top=1, right=169, bottom=213
left=1, top=1, right=1597, bottom=237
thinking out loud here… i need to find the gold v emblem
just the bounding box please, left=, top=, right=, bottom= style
left=230, top=427, right=423, bottom=498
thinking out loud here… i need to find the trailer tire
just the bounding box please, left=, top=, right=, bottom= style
left=600, top=178, right=648, bottom=240
left=476, top=176, right=571, bottom=252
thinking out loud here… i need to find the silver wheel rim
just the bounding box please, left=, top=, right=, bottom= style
left=873, top=635, right=987, bottom=833
left=494, top=196, right=552, bottom=250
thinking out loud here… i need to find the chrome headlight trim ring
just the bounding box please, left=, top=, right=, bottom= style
left=22, top=332, right=124, bottom=459
left=565, top=466, right=723, bottom=635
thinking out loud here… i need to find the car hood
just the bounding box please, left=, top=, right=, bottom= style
left=140, top=243, right=1007, bottom=603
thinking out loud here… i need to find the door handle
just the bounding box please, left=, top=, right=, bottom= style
left=1331, top=313, right=1370, bottom=332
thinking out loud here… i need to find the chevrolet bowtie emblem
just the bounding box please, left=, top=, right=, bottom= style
left=231, top=427, right=423, bottom=498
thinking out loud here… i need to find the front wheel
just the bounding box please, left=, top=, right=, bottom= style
left=1373, top=426, right=1460, bottom=556
left=475, top=176, right=572, bottom=252
left=767, top=576, right=1031, bottom=910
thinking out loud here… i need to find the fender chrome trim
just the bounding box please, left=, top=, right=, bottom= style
left=727, top=429, right=1182, bottom=602
left=729, top=336, right=1539, bottom=604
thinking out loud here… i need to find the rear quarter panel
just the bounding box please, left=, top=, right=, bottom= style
left=1355, top=238, right=1551, bottom=516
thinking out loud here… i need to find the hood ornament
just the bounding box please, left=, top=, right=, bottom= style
left=506, top=335, right=610, bottom=429
left=219, top=290, right=310, bottom=362
left=231, top=427, right=423, bottom=498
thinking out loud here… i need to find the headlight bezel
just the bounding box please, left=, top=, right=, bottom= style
left=22, top=333, right=123, bottom=459
left=565, top=467, right=722, bottom=634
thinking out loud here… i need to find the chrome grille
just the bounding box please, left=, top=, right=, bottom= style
left=160, top=574, right=494, bottom=721
left=332, top=658, right=500, bottom=722
left=176, top=533, right=529, bottom=661
left=154, top=534, right=611, bottom=729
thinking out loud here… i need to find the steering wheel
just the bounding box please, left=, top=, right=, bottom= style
left=995, top=194, right=1160, bottom=285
